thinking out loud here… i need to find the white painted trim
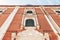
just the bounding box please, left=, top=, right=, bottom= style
left=40, top=8, right=57, bottom=33
left=44, top=7, right=60, bottom=8
left=46, top=8, right=60, bottom=33
left=51, top=8, right=60, bottom=15
left=52, top=8, right=58, bottom=14
left=11, top=33, right=16, bottom=40
left=0, top=6, right=19, bottom=40
left=43, top=7, right=60, bottom=40
left=40, top=7, right=58, bottom=34
left=43, top=7, right=60, bottom=35
left=19, top=7, right=40, bottom=8
left=44, top=33, right=50, bottom=40
left=0, top=7, right=7, bottom=14
left=40, top=7, right=60, bottom=40
left=44, top=14, right=58, bottom=33
left=24, top=8, right=36, bottom=15
left=21, top=8, right=36, bottom=27
left=21, top=8, right=39, bottom=29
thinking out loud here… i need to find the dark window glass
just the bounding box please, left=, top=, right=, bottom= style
left=27, top=11, right=33, bottom=13
left=56, top=11, right=60, bottom=13
left=0, top=10, right=2, bottom=12
left=25, top=19, right=34, bottom=27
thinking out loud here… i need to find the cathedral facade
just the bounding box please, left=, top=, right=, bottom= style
left=0, top=5, right=60, bottom=40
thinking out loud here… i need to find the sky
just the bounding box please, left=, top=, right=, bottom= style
left=0, top=0, right=60, bottom=5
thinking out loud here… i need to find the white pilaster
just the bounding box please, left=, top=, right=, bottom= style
left=0, top=6, right=19, bottom=40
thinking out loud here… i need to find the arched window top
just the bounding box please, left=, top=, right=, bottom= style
left=25, top=19, right=35, bottom=27
left=27, top=10, right=33, bottom=13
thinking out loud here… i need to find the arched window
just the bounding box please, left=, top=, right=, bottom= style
left=25, top=19, right=34, bottom=27
left=27, top=10, right=33, bottom=13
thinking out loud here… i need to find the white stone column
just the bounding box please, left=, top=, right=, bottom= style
left=11, top=33, right=16, bottom=40
left=44, top=33, right=50, bottom=40
left=0, top=6, right=19, bottom=40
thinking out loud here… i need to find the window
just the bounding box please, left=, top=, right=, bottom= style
left=0, top=9, right=3, bottom=13
left=25, top=19, right=34, bottom=27
left=27, top=10, right=33, bottom=13
left=0, top=8, right=7, bottom=14
left=55, top=10, right=60, bottom=15
left=56, top=10, right=60, bottom=13
left=0, top=10, right=2, bottom=12
left=0, top=9, right=3, bottom=14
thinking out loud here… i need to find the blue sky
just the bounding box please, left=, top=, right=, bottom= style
left=0, top=0, right=60, bottom=5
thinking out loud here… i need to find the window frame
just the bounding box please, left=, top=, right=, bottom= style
left=23, top=18, right=36, bottom=27
left=0, top=7, right=7, bottom=14
left=25, top=19, right=35, bottom=27
left=26, top=10, right=33, bottom=14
